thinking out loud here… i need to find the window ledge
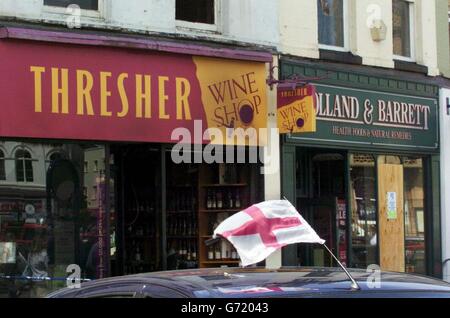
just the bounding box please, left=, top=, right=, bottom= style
left=394, top=60, right=428, bottom=75
left=319, top=49, right=362, bottom=65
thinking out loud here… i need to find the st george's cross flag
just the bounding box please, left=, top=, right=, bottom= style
left=213, top=200, right=325, bottom=266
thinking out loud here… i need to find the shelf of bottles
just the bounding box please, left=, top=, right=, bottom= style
left=202, top=186, right=244, bottom=212
left=199, top=184, right=247, bottom=268
left=124, top=199, right=158, bottom=275
left=166, top=186, right=198, bottom=269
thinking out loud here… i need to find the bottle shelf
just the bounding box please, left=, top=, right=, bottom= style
left=199, top=209, right=242, bottom=213
left=202, top=183, right=247, bottom=188
left=201, top=260, right=240, bottom=264
left=167, top=210, right=195, bottom=214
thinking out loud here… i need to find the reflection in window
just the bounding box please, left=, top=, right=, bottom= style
left=350, top=154, right=377, bottom=268
left=0, top=142, right=108, bottom=298
left=403, top=157, right=426, bottom=274
left=0, top=150, right=5, bottom=180
left=393, top=0, right=413, bottom=58
left=318, top=0, right=345, bottom=47
left=16, top=149, right=34, bottom=182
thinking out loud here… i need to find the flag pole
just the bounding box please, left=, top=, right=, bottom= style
left=322, top=244, right=360, bottom=291
left=282, top=196, right=360, bottom=291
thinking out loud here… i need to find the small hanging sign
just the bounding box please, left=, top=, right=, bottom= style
left=277, top=84, right=317, bottom=134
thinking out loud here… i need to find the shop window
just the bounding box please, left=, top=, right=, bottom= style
left=317, top=0, right=346, bottom=49
left=349, top=154, right=377, bottom=269
left=176, top=0, right=215, bottom=25
left=0, top=150, right=5, bottom=181
left=15, top=149, right=34, bottom=183
left=403, top=157, right=426, bottom=275
left=44, top=0, right=98, bottom=10
left=393, top=0, right=414, bottom=60
left=0, top=142, right=109, bottom=298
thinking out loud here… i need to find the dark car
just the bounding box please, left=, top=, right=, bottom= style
left=46, top=267, right=450, bottom=298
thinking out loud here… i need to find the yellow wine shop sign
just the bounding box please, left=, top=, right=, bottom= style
left=277, top=85, right=317, bottom=134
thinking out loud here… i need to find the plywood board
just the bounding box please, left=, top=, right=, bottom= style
left=378, top=164, right=405, bottom=272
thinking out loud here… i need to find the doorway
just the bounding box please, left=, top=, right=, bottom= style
left=110, top=144, right=162, bottom=276
left=295, top=148, right=347, bottom=267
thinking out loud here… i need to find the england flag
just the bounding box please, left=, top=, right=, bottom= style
left=213, top=200, right=325, bottom=266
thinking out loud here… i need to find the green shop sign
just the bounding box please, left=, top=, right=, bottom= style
left=287, top=84, right=438, bottom=151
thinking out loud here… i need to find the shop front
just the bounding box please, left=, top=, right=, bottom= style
left=280, top=58, right=442, bottom=278
left=0, top=29, right=271, bottom=297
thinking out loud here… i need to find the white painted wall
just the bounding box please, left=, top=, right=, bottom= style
left=279, top=0, right=442, bottom=75
left=440, top=88, right=450, bottom=283
left=0, top=0, right=279, bottom=47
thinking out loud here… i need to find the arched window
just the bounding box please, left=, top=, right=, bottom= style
left=0, top=150, right=5, bottom=180
left=16, top=149, right=34, bottom=182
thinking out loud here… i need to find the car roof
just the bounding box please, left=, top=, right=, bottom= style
left=48, top=267, right=450, bottom=298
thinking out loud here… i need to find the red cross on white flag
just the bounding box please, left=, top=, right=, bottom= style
left=213, top=200, right=325, bottom=266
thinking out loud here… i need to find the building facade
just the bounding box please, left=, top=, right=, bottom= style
left=0, top=0, right=281, bottom=297
left=278, top=0, right=449, bottom=278
left=0, top=0, right=449, bottom=298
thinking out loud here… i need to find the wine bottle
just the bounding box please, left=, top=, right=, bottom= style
left=212, top=190, right=217, bottom=209
left=206, top=190, right=212, bottom=209
left=135, top=246, right=141, bottom=262
left=231, top=248, right=238, bottom=260
left=182, top=240, right=187, bottom=257
left=235, top=191, right=241, bottom=208
left=186, top=242, right=191, bottom=261
left=192, top=244, right=197, bottom=260
left=214, top=243, right=222, bottom=260
left=228, top=190, right=234, bottom=209
left=207, top=244, right=214, bottom=260
left=225, top=243, right=230, bottom=260
left=217, top=190, right=223, bottom=209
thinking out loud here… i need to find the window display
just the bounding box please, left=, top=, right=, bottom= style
left=0, top=141, right=107, bottom=297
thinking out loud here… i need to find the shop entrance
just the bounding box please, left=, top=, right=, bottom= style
left=111, top=144, right=162, bottom=276
left=295, top=148, right=347, bottom=267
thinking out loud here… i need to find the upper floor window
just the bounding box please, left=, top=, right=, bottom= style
left=44, top=0, right=98, bottom=11
left=393, top=0, right=414, bottom=60
left=15, top=149, right=33, bottom=183
left=176, top=0, right=215, bottom=25
left=318, top=0, right=346, bottom=49
left=0, top=150, right=5, bottom=181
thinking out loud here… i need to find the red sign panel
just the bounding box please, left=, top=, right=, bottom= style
left=0, top=40, right=267, bottom=144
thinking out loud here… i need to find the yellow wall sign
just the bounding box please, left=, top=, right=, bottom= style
left=194, top=57, right=268, bottom=145
left=277, top=85, right=317, bottom=134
